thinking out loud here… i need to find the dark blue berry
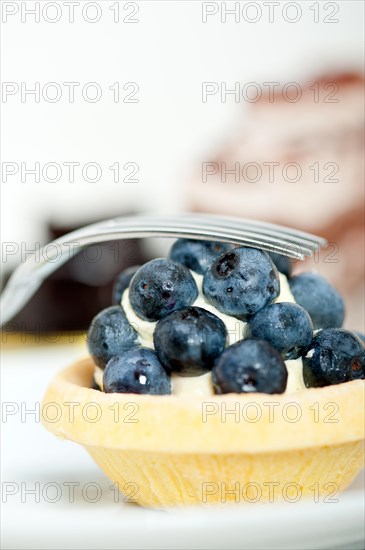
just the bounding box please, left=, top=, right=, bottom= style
left=289, top=272, right=344, bottom=330
left=87, top=306, right=140, bottom=369
left=268, top=251, right=293, bottom=278
left=112, top=265, right=140, bottom=305
left=303, top=329, right=365, bottom=388
left=103, top=348, right=171, bottom=395
left=212, top=338, right=288, bottom=394
left=169, top=239, right=232, bottom=275
left=153, top=306, right=227, bottom=376
left=129, top=259, right=198, bottom=321
left=248, top=302, right=313, bottom=360
left=202, top=247, right=280, bottom=320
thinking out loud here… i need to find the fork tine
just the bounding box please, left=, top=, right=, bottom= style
left=131, top=213, right=325, bottom=249
left=99, top=214, right=321, bottom=256
left=73, top=223, right=309, bottom=258
left=82, top=216, right=317, bottom=259
left=115, top=223, right=313, bottom=257
left=185, top=214, right=324, bottom=248
left=189, top=213, right=326, bottom=245
left=61, top=213, right=323, bottom=258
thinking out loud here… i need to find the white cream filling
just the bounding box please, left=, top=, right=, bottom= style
left=171, top=371, right=214, bottom=397
left=96, top=270, right=305, bottom=395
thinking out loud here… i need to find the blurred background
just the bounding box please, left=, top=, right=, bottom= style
left=1, top=0, right=364, bottom=332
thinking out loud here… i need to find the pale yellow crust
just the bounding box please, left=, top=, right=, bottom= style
left=41, top=358, right=365, bottom=506
left=85, top=441, right=364, bottom=506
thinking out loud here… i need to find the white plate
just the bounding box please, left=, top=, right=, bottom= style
left=1, top=344, right=364, bottom=550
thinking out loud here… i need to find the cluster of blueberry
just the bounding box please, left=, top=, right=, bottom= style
left=87, top=239, right=365, bottom=396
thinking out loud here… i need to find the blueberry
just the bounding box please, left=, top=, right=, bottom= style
left=268, top=251, right=292, bottom=278
left=153, top=306, right=227, bottom=376
left=103, top=348, right=171, bottom=395
left=129, top=259, right=198, bottom=321
left=169, top=239, right=232, bottom=275
left=289, top=272, right=344, bottom=329
left=112, top=265, right=140, bottom=305
left=212, top=338, right=288, bottom=394
left=202, top=247, right=280, bottom=320
left=353, top=331, right=365, bottom=346
left=248, top=302, right=313, bottom=360
left=303, top=329, right=365, bottom=388
left=87, top=306, right=140, bottom=369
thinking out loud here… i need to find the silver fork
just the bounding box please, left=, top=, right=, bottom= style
left=0, top=213, right=326, bottom=326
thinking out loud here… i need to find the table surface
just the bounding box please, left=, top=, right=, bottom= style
left=1, top=341, right=364, bottom=550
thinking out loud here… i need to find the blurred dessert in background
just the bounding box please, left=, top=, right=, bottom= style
left=189, top=72, right=365, bottom=329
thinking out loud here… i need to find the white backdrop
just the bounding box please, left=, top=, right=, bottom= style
left=1, top=0, right=364, bottom=266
